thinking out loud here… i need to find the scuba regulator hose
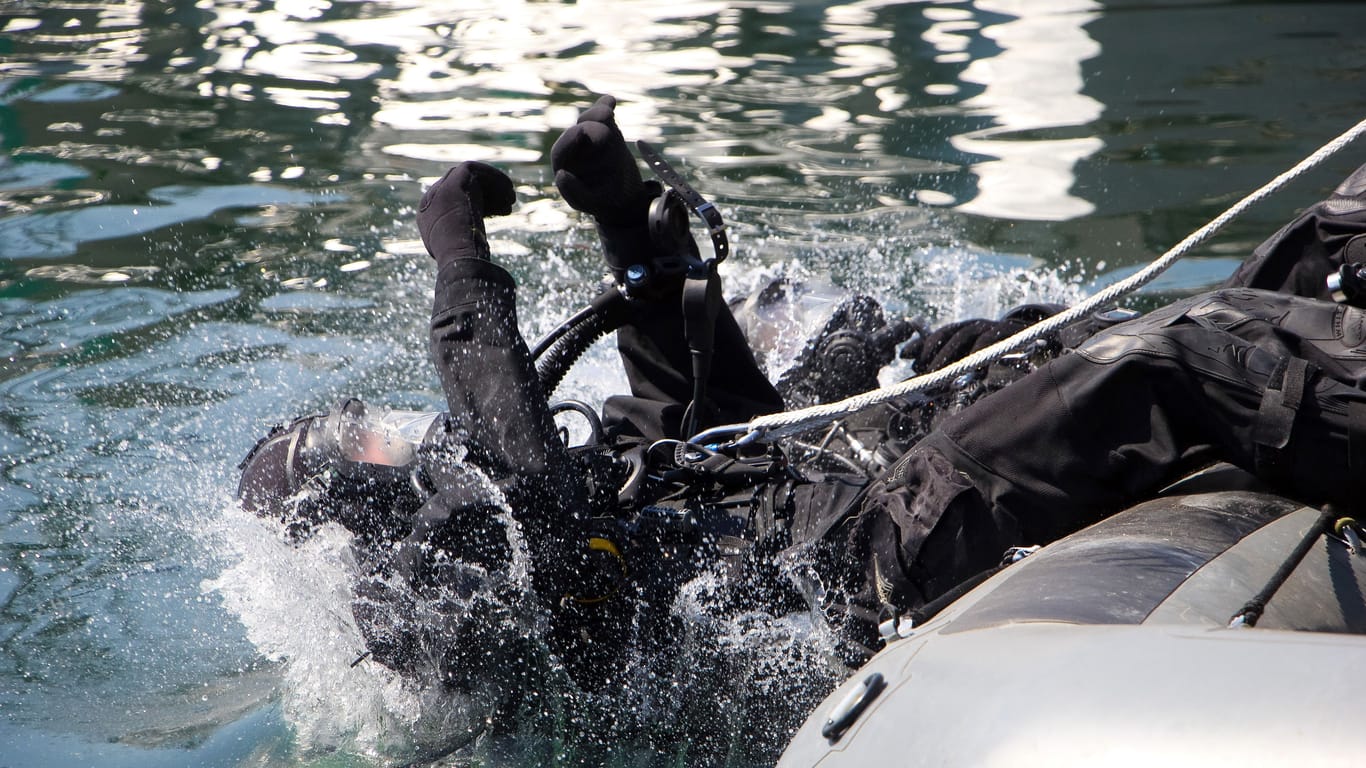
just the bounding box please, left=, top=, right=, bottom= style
left=531, top=286, right=631, bottom=397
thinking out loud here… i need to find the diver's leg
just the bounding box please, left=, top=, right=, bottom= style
left=1223, top=162, right=1366, bottom=298
left=552, top=95, right=783, bottom=440
left=830, top=288, right=1366, bottom=621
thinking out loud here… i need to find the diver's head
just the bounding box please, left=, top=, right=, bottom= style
left=237, top=413, right=325, bottom=532
left=236, top=399, right=437, bottom=542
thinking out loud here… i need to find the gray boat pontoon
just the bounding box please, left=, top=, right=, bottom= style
left=780, top=467, right=1366, bottom=767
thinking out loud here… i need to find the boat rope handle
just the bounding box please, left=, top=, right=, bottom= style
left=693, top=115, right=1366, bottom=448
left=1229, top=505, right=1338, bottom=628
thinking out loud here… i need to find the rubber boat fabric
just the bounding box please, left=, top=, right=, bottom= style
left=779, top=468, right=1366, bottom=767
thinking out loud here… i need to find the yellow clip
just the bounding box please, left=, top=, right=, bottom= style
left=588, top=536, right=623, bottom=561
left=566, top=536, right=629, bottom=605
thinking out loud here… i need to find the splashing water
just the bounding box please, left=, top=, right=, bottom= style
left=4, top=0, right=1364, bottom=764
left=184, top=234, right=1090, bottom=765
left=199, top=449, right=860, bottom=765
left=911, top=244, right=1089, bottom=324
left=201, top=508, right=426, bottom=757
left=199, top=439, right=546, bottom=762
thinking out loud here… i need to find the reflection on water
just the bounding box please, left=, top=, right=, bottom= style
left=948, top=0, right=1104, bottom=220
left=2, top=0, right=1365, bottom=765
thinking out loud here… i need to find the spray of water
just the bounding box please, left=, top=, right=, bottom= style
left=201, top=508, right=425, bottom=757
left=190, top=217, right=1087, bottom=764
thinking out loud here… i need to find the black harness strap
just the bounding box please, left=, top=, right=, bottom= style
left=752, top=479, right=792, bottom=546
left=636, top=140, right=729, bottom=264
left=1254, top=356, right=1312, bottom=483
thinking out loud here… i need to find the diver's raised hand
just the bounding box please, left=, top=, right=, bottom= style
left=417, top=160, right=516, bottom=267
left=551, top=95, right=652, bottom=227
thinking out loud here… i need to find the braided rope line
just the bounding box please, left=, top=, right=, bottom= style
left=720, top=116, right=1366, bottom=445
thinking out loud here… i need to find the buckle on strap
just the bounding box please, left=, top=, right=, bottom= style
left=636, top=140, right=729, bottom=266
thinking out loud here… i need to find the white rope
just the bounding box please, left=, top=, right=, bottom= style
left=703, top=115, right=1366, bottom=446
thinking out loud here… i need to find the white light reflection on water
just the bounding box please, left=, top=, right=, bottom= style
left=945, top=0, right=1105, bottom=221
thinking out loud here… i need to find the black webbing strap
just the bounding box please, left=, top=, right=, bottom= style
left=636, top=140, right=729, bottom=264
left=1254, top=356, right=1312, bottom=482
left=753, top=479, right=793, bottom=546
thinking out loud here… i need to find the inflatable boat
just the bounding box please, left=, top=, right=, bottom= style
left=778, top=466, right=1366, bottom=767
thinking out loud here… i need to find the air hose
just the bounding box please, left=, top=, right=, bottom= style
left=532, top=287, right=631, bottom=397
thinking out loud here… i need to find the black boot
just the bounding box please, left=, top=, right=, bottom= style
left=1222, top=162, right=1366, bottom=299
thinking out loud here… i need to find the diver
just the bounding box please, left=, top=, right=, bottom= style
left=239, top=96, right=824, bottom=689
left=238, top=94, right=1366, bottom=686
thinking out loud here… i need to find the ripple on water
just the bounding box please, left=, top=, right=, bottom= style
left=0, top=287, right=237, bottom=360
left=0, top=185, right=337, bottom=260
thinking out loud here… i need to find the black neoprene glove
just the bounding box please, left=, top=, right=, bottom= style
left=417, top=160, right=516, bottom=269
left=551, top=95, right=663, bottom=284
left=551, top=95, right=653, bottom=226
left=906, top=318, right=1004, bottom=373
left=907, top=304, right=1064, bottom=373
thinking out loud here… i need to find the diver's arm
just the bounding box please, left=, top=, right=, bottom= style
left=420, top=162, right=568, bottom=480
left=417, top=162, right=588, bottom=611
left=608, top=300, right=782, bottom=441
left=552, top=95, right=782, bottom=441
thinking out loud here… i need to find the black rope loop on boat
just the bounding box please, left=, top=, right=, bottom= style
left=1229, top=504, right=1339, bottom=628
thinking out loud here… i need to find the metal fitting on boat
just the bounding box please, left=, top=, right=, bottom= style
left=1334, top=517, right=1364, bottom=556
left=1001, top=544, right=1041, bottom=565
left=1328, top=262, right=1366, bottom=306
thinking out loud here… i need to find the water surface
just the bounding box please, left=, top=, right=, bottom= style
left=2, top=1, right=1364, bottom=765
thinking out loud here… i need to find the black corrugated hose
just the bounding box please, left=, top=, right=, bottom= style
left=532, top=287, right=631, bottom=397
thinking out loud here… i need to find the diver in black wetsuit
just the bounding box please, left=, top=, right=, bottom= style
left=239, top=94, right=1366, bottom=682
left=239, top=98, right=808, bottom=688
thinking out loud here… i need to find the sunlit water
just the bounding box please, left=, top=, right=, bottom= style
left=2, top=0, right=1364, bottom=765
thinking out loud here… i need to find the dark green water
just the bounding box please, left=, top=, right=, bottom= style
left=1, top=1, right=1364, bottom=765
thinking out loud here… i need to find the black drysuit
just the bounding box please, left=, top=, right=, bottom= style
left=410, top=162, right=1366, bottom=661
left=412, top=256, right=782, bottom=592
